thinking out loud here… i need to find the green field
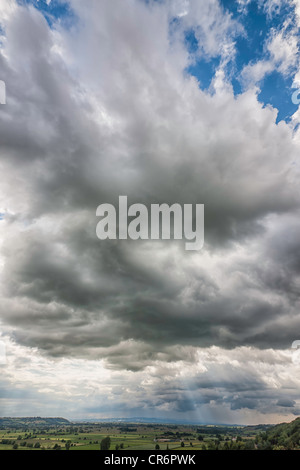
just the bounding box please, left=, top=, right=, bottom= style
left=0, top=418, right=265, bottom=451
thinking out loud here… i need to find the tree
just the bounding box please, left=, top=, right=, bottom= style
left=181, top=441, right=185, bottom=447
left=13, top=443, right=18, bottom=450
left=155, top=444, right=160, bottom=450
left=100, top=436, right=111, bottom=451
left=244, top=440, right=255, bottom=450
left=65, top=441, right=71, bottom=451
left=257, top=440, right=272, bottom=451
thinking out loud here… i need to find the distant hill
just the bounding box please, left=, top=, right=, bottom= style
left=0, top=417, right=71, bottom=429
left=72, top=417, right=241, bottom=426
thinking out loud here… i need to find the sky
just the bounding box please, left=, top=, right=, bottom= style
left=0, top=0, right=300, bottom=425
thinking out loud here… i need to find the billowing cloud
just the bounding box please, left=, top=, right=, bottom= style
left=0, top=0, right=300, bottom=423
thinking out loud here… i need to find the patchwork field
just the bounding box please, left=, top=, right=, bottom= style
left=0, top=418, right=266, bottom=451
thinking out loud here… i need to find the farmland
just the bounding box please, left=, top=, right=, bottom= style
left=0, top=418, right=269, bottom=451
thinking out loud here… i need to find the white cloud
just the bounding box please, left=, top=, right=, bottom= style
left=0, top=0, right=17, bottom=23
left=267, top=26, right=299, bottom=75
left=1, top=335, right=299, bottom=423
left=241, top=23, right=299, bottom=88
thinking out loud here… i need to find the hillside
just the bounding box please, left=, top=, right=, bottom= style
left=256, top=417, right=300, bottom=450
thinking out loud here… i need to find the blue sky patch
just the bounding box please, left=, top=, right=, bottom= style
left=258, top=71, right=298, bottom=123
left=185, top=29, right=199, bottom=55
left=186, top=57, right=220, bottom=91
left=17, top=0, right=76, bottom=28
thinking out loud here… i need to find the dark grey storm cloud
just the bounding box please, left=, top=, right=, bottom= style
left=0, top=0, right=300, bottom=422
left=0, top=0, right=300, bottom=361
